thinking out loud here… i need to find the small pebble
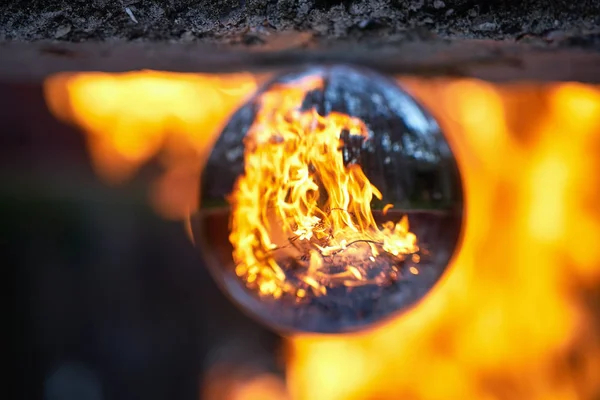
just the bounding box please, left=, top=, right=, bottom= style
left=314, top=23, right=329, bottom=35
left=181, top=31, right=195, bottom=42
left=433, top=0, right=446, bottom=9
left=54, top=25, right=71, bottom=39
left=409, top=0, right=425, bottom=11
left=544, top=30, right=566, bottom=42
left=475, top=22, right=497, bottom=32
left=242, top=33, right=265, bottom=45
left=125, top=7, right=138, bottom=23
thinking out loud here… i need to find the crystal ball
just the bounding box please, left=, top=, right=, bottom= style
left=191, top=65, right=463, bottom=334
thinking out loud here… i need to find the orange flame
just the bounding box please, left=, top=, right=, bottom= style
left=202, top=364, right=289, bottom=400
left=228, top=75, right=418, bottom=299
left=44, top=70, right=259, bottom=219
left=286, top=80, right=600, bottom=400
left=43, top=71, right=600, bottom=400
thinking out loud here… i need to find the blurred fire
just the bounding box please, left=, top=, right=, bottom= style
left=44, top=71, right=600, bottom=400
left=202, top=363, right=289, bottom=400
left=44, top=71, right=259, bottom=219
left=288, top=80, right=600, bottom=400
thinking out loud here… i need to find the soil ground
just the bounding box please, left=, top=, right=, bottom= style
left=1, top=0, right=599, bottom=49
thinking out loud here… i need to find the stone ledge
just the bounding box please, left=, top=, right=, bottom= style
left=2, top=39, right=600, bottom=83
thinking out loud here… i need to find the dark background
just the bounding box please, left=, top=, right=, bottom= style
left=3, top=83, right=282, bottom=400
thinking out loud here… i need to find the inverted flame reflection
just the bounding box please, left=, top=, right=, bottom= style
left=43, top=72, right=600, bottom=400
left=229, top=74, right=418, bottom=300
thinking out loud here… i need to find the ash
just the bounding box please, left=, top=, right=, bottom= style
left=268, top=243, right=433, bottom=333
left=247, top=210, right=461, bottom=333
left=278, top=240, right=407, bottom=286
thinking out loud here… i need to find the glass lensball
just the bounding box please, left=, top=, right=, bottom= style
left=191, top=65, right=463, bottom=334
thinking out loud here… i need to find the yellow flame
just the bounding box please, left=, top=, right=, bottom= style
left=228, top=76, right=418, bottom=299
left=201, top=363, right=290, bottom=400
left=286, top=79, right=600, bottom=400
left=230, top=374, right=290, bottom=400
left=44, top=70, right=259, bottom=219
left=43, top=71, right=600, bottom=400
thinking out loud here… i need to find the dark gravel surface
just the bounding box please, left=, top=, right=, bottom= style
left=1, top=0, right=599, bottom=49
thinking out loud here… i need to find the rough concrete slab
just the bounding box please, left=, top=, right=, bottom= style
left=1, top=39, right=600, bottom=83
left=0, top=0, right=598, bottom=47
